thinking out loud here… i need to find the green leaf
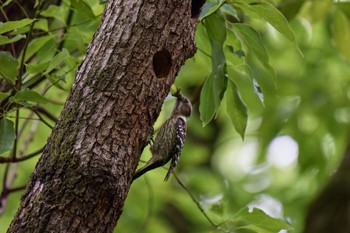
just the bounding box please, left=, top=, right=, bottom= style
left=199, top=13, right=230, bottom=127
left=204, top=12, right=226, bottom=44
left=224, top=29, right=245, bottom=66
left=40, top=5, right=67, bottom=23
left=226, top=80, right=247, bottom=139
left=220, top=3, right=239, bottom=23
left=233, top=24, right=276, bottom=84
left=210, top=40, right=227, bottom=106
left=0, top=51, right=18, bottom=83
left=0, top=118, right=15, bottom=154
left=234, top=207, right=293, bottom=232
left=200, top=75, right=217, bottom=126
left=333, top=9, right=350, bottom=62
left=70, top=0, right=96, bottom=19
left=0, top=91, right=9, bottom=102
left=22, top=35, right=53, bottom=62
left=200, top=194, right=224, bottom=215
left=14, top=89, right=48, bottom=104
left=34, top=19, right=49, bottom=32
left=226, top=64, right=265, bottom=111
left=0, top=18, right=33, bottom=34
left=26, top=61, right=50, bottom=74
left=0, top=34, right=25, bottom=45
left=205, top=13, right=227, bottom=108
left=235, top=0, right=295, bottom=43
left=199, top=0, right=222, bottom=21
left=43, top=48, right=70, bottom=75
left=278, top=0, right=304, bottom=20
left=196, top=23, right=211, bottom=56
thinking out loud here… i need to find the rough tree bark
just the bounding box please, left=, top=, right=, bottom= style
left=7, top=0, right=200, bottom=232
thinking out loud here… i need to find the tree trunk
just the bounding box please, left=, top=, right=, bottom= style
left=303, top=142, right=350, bottom=233
left=7, top=0, right=199, bottom=232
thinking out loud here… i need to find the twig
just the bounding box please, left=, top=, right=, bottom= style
left=173, top=173, right=219, bottom=228
left=0, top=148, right=43, bottom=164
left=0, top=181, right=27, bottom=215
left=7, top=185, right=26, bottom=193
left=31, top=109, right=54, bottom=129
left=13, top=0, right=29, bottom=18
left=30, top=105, right=58, bottom=122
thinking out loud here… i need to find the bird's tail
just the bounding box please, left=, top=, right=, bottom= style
left=164, top=157, right=178, bottom=181
left=132, top=159, right=165, bottom=182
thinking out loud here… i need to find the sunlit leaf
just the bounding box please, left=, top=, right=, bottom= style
left=226, top=80, right=247, bottom=139
left=204, top=12, right=226, bottom=44
left=226, top=64, right=265, bottom=110
left=0, top=118, right=15, bottom=154
left=233, top=207, right=293, bottom=232
left=235, top=0, right=295, bottom=43
left=40, top=5, right=67, bottom=23
left=0, top=18, right=33, bottom=34
left=34, top=19, right=49, bottom=32
left=0, top=51, right=18, bottom=83
left=196, top=23, right=211, bottom=56
left=199, top=0, right=222, bottom=21
left=253, top=78, right=264, bottom=106
left=22, top=35, right=53, bottom=62
left=233, top=24, right=276, bottom=84
left=200, top=194, right=224, bottom=215
left=71, top=0, right=96, bottom=19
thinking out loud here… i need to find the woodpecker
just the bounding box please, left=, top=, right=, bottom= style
left=133, top=90, right=192, bottom=181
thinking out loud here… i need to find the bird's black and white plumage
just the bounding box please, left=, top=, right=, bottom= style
left=133, top=90, right=192, bottom=182
left=164, top=117, right=186, bottom=181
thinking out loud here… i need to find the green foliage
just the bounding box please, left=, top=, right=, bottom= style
left=13, top=89, right=48, bottom=105
left=225, top=81, right=247, bottom=140
left=197, top=0, right=298, bottom=137
left=233, top=207, right=293, bottom=233
left=0, top=51, right=18, bottom=83
left=0, top=34, right=26, bottom=46
left=233, top=24, right=276, bottom=84
left=333, top=8, right=350, bottom=61
left=200, top=74, right=217, bottom=125
left=0, top=118, right=15, bottom=154
left=0, top=18, right=33, bottom=34
left=235, top=0, right=296, bottom=43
